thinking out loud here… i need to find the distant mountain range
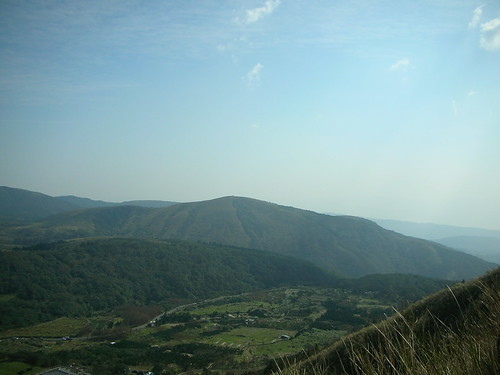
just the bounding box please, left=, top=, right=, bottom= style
left=371, top=218, right=500, bottom=264
left=0, top=186, right=177, bottom=222
left=0, top=186, right=80, bottom=222
left=371, top=218, right=500, bottom=240
left=57, top=194, right=178, bottom=209
left=0, top=186, right=495, bottom=280
left=431, top=236, right=500, bottom=264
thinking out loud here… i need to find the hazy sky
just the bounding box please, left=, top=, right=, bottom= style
left=1, top=0, right=499, bottom=229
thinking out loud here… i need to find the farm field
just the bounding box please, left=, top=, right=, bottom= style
left=0, top=286, right=394, bottom=374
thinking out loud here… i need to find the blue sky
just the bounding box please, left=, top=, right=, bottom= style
left=1, top=0, right=499, bottom=229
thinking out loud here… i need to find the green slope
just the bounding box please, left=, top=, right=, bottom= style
left=0, top=196, right=495, bottom=280
left=337, top=273, right=451, bottom=301
left=0, top=237, right=335, bottom=330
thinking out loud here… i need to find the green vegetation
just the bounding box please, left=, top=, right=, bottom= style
left=1, top=187, right=496, bottom=373
left=0, top=237, right=335, bottom=330
left=0, top=361, right=42, bottom=375
left=1, top=196, right=494, bottom=280
left=271, top=267, right=500, bottom=375
left=0, top=236, right=471, bottom=375
left=338, top=273, right=452, bottom=302
left=0, top=318, right=87, bottom=338
left=0, top=285, right=403, bottom=374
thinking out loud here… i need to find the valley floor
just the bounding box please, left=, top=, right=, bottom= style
left=0, top=286, right=395, bottom=375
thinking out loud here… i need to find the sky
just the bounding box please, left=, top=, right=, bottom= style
left=0, top=0, right=499, bottom=230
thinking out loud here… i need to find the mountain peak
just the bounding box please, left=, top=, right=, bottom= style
left=0, top=188, right=495, bottom=280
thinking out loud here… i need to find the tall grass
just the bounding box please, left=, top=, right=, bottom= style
left=272, top=269, right=499, bottom=375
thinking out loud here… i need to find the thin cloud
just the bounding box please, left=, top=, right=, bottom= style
left=390, top=58, right=411, bottom=71
left=216, top=43, right=230, bottom=52
left=480, top=17, right=500, bottom=51
left=452, top=100, right=458, bottom=117
left=246, top=63, right=264, bottom=86
left=468, top=5, right=484, bottom=29
left=238, top=0, right=281, bottom=25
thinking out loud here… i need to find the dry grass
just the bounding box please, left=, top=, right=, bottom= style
left=272, top=268, right=499, bottom=375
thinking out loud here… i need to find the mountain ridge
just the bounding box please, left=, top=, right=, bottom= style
left=372, top=217, right=500, bottom=239
left=0, top=193, right=495, bottom=280
left=0, top=186, right=178, bottom=223
left=370, top=217, right=500, bottom=264
left=434, top=235, right=500, bottom=264
left=57, top=194, right=178, bottom=209
left=0, top=186, right=80, bottom=222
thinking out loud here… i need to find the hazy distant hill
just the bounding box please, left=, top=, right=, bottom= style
left=0, top=237, right=335, bottom=329
left=371, top=218, right=500, bottom=264
left=434, top=236, right=500, bottom=264
left=0, top=186, right=178, bottom=224
left=55, top=195, right=116, bottom=209
left=57, top=195, right=178, bottom=209
left=0, top=195, right=494, bottom=280
left=0, top=186, right=79, bottom=222
left=372, top=218, right=500, bottom=240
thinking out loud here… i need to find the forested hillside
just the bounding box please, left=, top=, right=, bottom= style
left=0, top=196, right=495, bottom=280
left=0, top=237, right=335, bottom=330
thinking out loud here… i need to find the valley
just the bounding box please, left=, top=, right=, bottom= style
left=0, top=186, right=497, bottom=375
left=2, top=1, right=499, bottom=373
left=0, top=284, right=412, bottom=374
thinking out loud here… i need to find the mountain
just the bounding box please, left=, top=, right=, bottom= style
left=57, top=195, right=178, bottom=209
left=270, top=267, right=500, bottom=375
left=0, top=186, right=178, bottom=224
left=372, top=218, right=500, bottom=240
left=434, top=236, right=500, bottom=264
left=370, top=218, right=500, bottom=264
left=0, top=237, right=336, bottom=330
left=55, top=195, right=117, bottom=209
left=1, top=195, right=495, bottom=280
left=0, top=186, right=80, bottom=222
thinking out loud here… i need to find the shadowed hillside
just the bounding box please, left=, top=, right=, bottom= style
left=0, top=196, right=495, bottom=280
left=0, top=237, right=336, bottom=330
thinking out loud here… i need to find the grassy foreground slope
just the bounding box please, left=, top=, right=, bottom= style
left=271, top=267, right=500, bottom=375
left=0, top=237, right=335, bottom=330
left=0, top=196, right=495, bottom=279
